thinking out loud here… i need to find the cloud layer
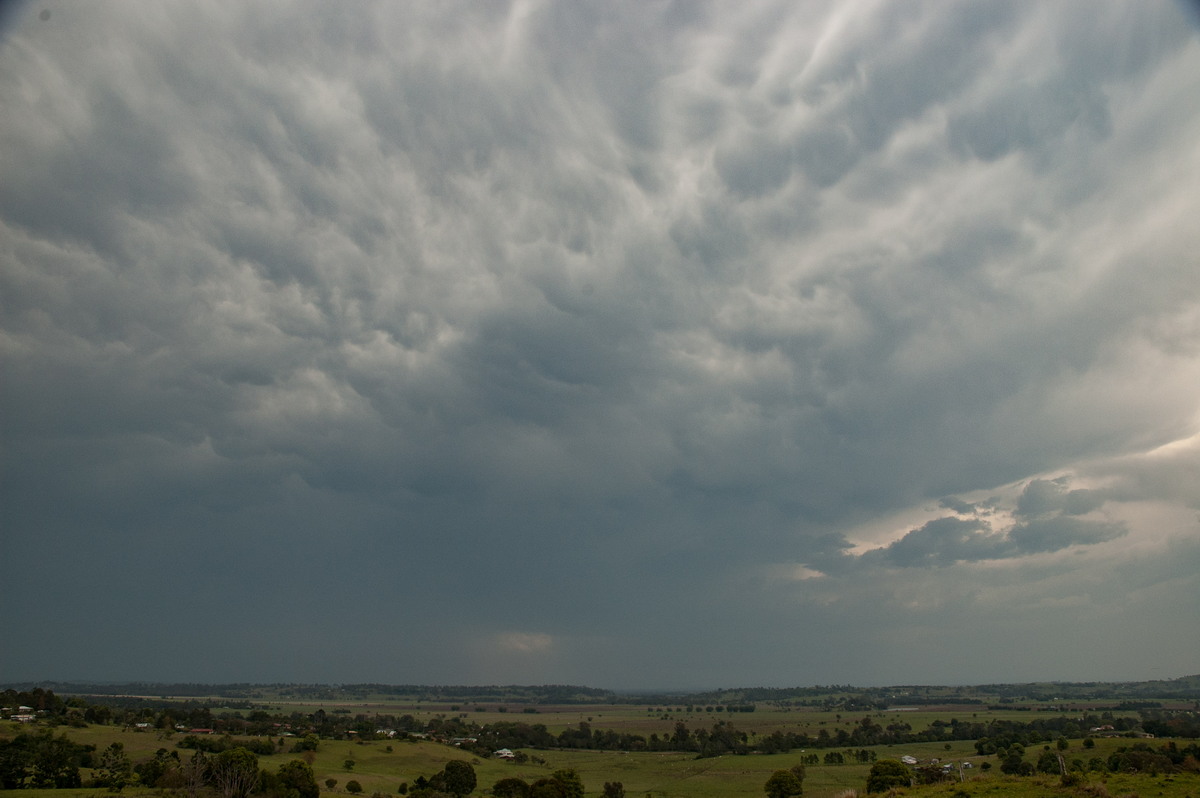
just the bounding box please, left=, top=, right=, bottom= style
left=2, top=0, right=1198, bottom=688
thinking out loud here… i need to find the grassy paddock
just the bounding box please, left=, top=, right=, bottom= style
left=1, top=697, right=1190, bottom=798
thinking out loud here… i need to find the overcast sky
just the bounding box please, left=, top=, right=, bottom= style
left=2, top=1, right=1198, bottom=691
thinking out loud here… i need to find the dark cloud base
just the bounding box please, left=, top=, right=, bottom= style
left=1, top=0, right=1198, bottom=688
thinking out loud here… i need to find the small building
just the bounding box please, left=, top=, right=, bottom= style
left=494, top=749, right=516, bottom=760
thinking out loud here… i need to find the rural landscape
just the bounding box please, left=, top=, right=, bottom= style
left=2, top=678, right=1198, bottom=798
left=4, top=4, right=1199, bottom=798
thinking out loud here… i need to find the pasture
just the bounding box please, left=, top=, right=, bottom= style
left=2, top=711, right=1184, bottom=798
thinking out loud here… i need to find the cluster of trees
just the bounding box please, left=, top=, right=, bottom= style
left=1, top=689, right=67, bottom=716
left=178, top=735, right=280, bottom=756
left=489, top=768, right=588, bottom=798
left=763, top=764, right=805, bottom=798
left=10, top=686, right=1189, bottom=761
left=0, top=735, right=318, bottom=798
left=398, top=763, right=592, bottom=798
left=862, top=738, right=1200, bottom=794
left=459, top=712, right=1159, bottom=759
left=0, top=730, right=92, bottom=788
left=1142, top=711, right=1200, bottom=739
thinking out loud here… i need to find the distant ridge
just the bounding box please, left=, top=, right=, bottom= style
left=4, top=675, right=1197, bottom=704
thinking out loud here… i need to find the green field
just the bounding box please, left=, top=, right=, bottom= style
left=3, top=680, right=1197, bottom=798
left=3, top=717, right=1196, bottom=798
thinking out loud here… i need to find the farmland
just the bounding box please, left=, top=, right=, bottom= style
left=2, top=679, right=1198, bottom=798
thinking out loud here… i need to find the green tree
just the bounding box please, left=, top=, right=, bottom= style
left=347, top=780, right=363, bottom=795
left=277, top=759, right=319, bottom=798
left=529, top=770, right=583, bottom=798
left=602, top=782, right=625, bottom=798
left=291, top=735, right=320, bottom=754
left=0, top=743, right=30, bottom=790
left=182, top=750, right=209, bottom=798
left=1037, top=750, right=1062, bottom=775
left=1000, top=753, right=1028, bottom=775
left=441, top=761, right=476, bottom=796
left=211, top=747, right=260, bottom=798
left=492, top=777, right=530, bottom=798
left=326, top=779, right=338, bottom=791
left=98, top=742, right=134, bottom=792
left=866, top=760, right=911, bottom=793
left=551, top=770, right=583, bottom=798
left=134, top=748, right=180, bottom=789
left=30, top=731, right=84, bottom=788
left=764, top=769, right=803, bottom=798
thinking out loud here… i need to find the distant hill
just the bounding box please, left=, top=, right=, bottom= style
left=4, top=675, right=1197, bottom=705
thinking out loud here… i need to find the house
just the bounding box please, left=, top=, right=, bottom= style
left=900, top=756, right=917, bottom=765
left=494, top=749, right=516, bottom=760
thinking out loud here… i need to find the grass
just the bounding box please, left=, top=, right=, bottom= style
left=0, top=704, right=1191, bottom=798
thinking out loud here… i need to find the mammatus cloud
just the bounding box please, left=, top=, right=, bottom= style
left=1, top=0, right=1198, bottom=688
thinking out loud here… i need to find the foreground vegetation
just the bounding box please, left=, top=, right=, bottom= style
left=2, top=679, right=1197, bottom=798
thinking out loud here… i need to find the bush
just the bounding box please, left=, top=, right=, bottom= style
left=866, top=760, right=911, bottom=794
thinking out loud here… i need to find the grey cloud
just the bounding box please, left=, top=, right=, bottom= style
left=1017, top=478, right=1106, bottom=518
left=939, top=496, right=978, bottom=514
left=2, top=0, right=1198, bottom=687
left=947, top=76, right=1112, bottom=163
left=812, top=475, right=1128, bottom=574
left=1008, top=515, right=1126, bottom=554
left=870, top=516, right=1003, bottom=568
left=713, top=131, right=793, bottom=197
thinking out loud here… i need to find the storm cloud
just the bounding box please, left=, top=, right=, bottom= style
left=2, top=0, right=1198, bottom=689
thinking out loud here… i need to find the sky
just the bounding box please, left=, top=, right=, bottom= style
left=2, top=0, right=1199, bottom=692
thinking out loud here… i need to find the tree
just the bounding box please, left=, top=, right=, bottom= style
left=182, top=750, right=209, bottom=798
left=277, top=760, right=319, bottom=798
left=764, top=769, right=803, bottom=798
left=135, top=748, right=181, bottom=789
left=98, top=742, right=134, bottom=792
left=1036, top=750, right=1062, bottom=775
left=1000, top=753, right=1028, bottom=775
left=30, top=731, right=83, bottom=788
left=291, top=735, right=320, bottom=754
left=602, top=782, right=625, bottom=798
left=529, top=770, right=583, bottom=798
left=441, top=761, right=476, bottom=796
left=326, top=779, right=338, bottom=791
left=211, top=747, right=260, bottom=798
left=866, top=760, right=911, bottom=793
left=492, top=778, right=530, bottom=798
left=551, top=770, right=583, bottom=798
left=0, top=739, right=31, bottom=789
left=347, top=780, right=363, bottom=794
